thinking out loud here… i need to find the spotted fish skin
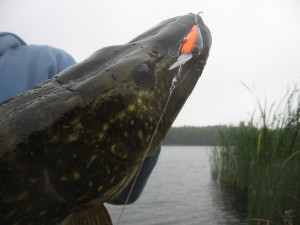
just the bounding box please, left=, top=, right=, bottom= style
left=0, top=14, right=211, bottom=225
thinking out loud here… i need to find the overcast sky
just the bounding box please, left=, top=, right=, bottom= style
left=1, top=0, right=299, bottom=127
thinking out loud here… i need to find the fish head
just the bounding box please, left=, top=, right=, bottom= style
left=56, top=13, right=212, bottom=165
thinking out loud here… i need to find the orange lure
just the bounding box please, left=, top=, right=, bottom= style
left=180, top=24, right=202, bottom=54
left=169, top=23, right=203, bottom=70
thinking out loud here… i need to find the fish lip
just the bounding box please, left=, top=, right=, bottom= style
left=175, top=13, right=196, bottom=24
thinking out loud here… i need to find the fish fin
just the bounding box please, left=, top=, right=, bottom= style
left=168, top=53, right=193, bottom=70
left=62, top=204, right=113, bottom=225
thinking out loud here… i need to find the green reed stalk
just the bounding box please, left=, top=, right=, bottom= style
left=211, top=86, right=300, bottom=225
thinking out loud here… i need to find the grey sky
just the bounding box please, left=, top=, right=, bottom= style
left=1, top=0, right=299, bottom=126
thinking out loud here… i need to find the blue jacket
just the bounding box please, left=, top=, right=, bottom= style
left=0, top=32, right=160, bottom=204
left=0, top=32, right=76, bottom=102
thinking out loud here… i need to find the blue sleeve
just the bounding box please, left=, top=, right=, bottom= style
left=107, top=147, right=161, bottom=204
left=0, top=33, right=76, bottom=102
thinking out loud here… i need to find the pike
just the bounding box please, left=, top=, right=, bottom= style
left=0, top=13, right=212, bottom=225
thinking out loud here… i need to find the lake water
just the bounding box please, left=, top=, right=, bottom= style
left=105, top=146, right=248, bottom=225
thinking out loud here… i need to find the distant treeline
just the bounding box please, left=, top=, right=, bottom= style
left=162, top=125, right=229, bottom=146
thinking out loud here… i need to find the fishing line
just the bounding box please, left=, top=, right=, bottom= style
left=115, top=65, right=183, bottom=225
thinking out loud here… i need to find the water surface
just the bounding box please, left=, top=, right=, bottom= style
left=106, top=146, right=247, bottom=225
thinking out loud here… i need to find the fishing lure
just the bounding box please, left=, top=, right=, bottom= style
left=169, top=15, right=203, bottom=70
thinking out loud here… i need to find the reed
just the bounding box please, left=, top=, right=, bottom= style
left=211, top=86, right=300, bottom=225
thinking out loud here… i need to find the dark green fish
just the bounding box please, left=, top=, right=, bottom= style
left=0, top=13, right=211, bottom=225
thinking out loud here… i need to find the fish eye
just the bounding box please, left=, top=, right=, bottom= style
left=132, top=64, right=154, bottom=90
